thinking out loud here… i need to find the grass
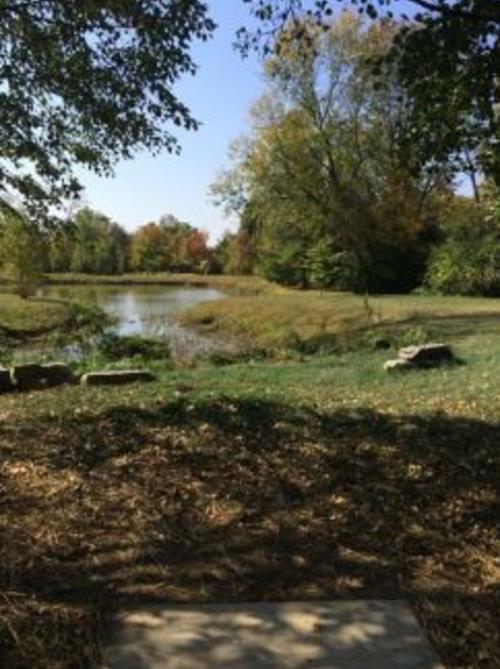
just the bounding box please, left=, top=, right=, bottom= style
left=0, top=291, right=111, bottom=356
left=45, top=272, right=277, bottom=296
left=182, top=290, right=500, bottom=351
left=0, top=293, right=70, bottom=337
left=0, top=316, right=499, bottom=669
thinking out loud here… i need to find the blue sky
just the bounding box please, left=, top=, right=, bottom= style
left=77, top=1, right=263, bottom=242
left=76, top=1, right=468, bottom=242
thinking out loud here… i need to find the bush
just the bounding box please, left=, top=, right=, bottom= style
left=97, top=333, right=170, bottom=361
left=425, top=193, right=500, bottom=296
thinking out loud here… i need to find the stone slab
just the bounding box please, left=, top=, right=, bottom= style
left=81, top=370, right=155, bottom=386
left=0, top=367, right=13, bottom=392
left=103, top=600, right=444, bottom=669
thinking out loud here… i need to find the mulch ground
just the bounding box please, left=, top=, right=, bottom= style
left=1, top=398, right=498, bottom=668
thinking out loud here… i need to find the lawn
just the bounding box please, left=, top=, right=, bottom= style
left=1, top=309, right=499, bottom=669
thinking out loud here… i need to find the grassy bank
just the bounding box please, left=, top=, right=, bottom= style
left=0, top=293, right=70, bottom=336
left=0, top=291, right=110, bottom=350
left=45, top=272, right=278, bottom=296
left=0, top=318, right=499, bottom=669
left=183, top=290, right=500, bottom=351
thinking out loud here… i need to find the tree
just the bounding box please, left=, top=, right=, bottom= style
left=57, top=208, right=128, bottom=274
left=425, top=185, right=500, bottom=296
left=130, top=222, right=171, bottom=272
left=240, top=0, right=499, bottom=183
left=215, top=14, right=445, bottom=291
left=0, top=206, right=45, bottom=297
left=0, top=1, right=215, bottom=219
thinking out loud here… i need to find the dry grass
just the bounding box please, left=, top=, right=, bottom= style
left=182, top=290, right=500, bottom=349
left=45, top=273, right=277, bottom=296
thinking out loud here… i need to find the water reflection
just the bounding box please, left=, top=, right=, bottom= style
left=36, top=284, right=229, bottom=360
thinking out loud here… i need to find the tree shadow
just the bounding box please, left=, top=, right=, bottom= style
left=0, top=398, right=498, bottom=668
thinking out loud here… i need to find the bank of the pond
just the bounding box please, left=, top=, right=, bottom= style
left=0, top=293, right=107, bottom=350
left=182, top=291, right=500, bottom=352
left=34, top=283, right=236, bottom=362
left=45, top=272, right=278, bottom=296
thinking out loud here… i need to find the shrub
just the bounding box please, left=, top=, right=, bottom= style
left=425, top=191, right=500, bottom=296
left=97, top=333, right=170, bottom=361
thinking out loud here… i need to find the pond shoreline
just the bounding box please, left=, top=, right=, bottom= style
left=3, top=282, right=239, bottom=365
left=44, top=272, right=275, bottom=296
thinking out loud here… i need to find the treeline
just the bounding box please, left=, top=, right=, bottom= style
left=211, top=14, right=499, bottom=296
left=0, top=207, right=222, bottom=296
left=49, top=210, right=215, bottom=274
left=0, top=208, right=216, bottom=280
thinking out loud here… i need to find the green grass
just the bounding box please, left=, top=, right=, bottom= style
left=0, top=292, right=70, bottom=335
left=183, top=290, right=500, bottom=351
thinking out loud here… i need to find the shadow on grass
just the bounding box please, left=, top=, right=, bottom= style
left=0, top=398, right=498, bottom=668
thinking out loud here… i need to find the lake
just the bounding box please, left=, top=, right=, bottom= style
left=36, top=284, right=229, bottom=360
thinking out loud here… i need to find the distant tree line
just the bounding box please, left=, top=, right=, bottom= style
left=0, top=207, right=220, bottom=296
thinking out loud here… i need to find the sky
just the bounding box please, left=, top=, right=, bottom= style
left=76, top=0, right=469, bottom=243
left=77, top=1, right=264, bottom=243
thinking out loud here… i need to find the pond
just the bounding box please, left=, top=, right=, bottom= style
left=35, top=284, right=230, bottom=361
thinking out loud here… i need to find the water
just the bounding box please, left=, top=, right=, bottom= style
left=35, top=284, right=231, bottom=361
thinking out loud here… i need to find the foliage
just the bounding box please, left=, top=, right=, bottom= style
left=215, top=14, right=445, bottom=292
left=46, top=209, right=213, bottom=275
left=0, top=207, right=45, bottom=297
left=97, top=333, right=170, bottom=362
left=426, top=186, right=500, bottom=296
left=130, top=215, right=211, bottom=273
left=0, top=0, right=215, bottom=219
left=240, top=0, right=499, bottom=184
left=49, top=208, right=129, bottom=275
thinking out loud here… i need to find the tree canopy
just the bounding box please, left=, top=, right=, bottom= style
left=0, top=0, right=215, bottom=219
left=240, top=0, right=500, bottom=183
left=214, top=14, right=447, bottom=292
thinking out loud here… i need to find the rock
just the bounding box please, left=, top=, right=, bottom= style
left=0, top=367, right=14, bottom=392
left=81, top=370, right=156, bottom=386
left=10, top=362, right=75, bottom=389
left=384, top=359, right=414, bottom=372
left=40, top=363, right=75, bottom=386
left=398, top=343, right=454, bottom=366
left=10, top=363, right=44, bottom=389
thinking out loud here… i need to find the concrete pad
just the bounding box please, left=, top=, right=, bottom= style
left=104, top=601, right=443, bottom=669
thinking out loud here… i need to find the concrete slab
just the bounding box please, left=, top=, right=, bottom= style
left=103, top=600, right=443, bottom=669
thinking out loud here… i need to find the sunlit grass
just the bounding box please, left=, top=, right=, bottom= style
left=183, top=290, right=500, bottom=350
left=0, top=292, right=69, bottom=334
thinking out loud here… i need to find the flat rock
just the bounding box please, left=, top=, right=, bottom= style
left=384, top=359, right=414, bottom=372
left=40, top=362, right=75, bottom=386
left=10, top=363, right=44, bottom=389
left=81, top=370, right=155, bottom=386
left=10, top=362, right=74, bottom=389
left=398, top=344, right=453, bottom=366
left=0, top=367, right=13, bottom=392
left=103, top=600, right=444, bottom=669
